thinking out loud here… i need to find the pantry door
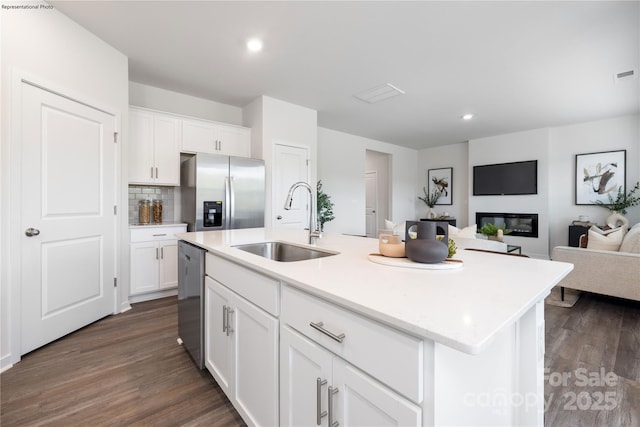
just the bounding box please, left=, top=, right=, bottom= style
left=20, top=82, right=117, bottom=355
left=272, top=143, right=309, bottom=229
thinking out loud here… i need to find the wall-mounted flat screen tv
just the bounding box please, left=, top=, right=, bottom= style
left=473, top=160, right=538, bottom=195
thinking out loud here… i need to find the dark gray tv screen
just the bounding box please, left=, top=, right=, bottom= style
left=473, top=160, right=538, bottom=195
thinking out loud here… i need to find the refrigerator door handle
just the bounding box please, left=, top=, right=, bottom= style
left=229, top=176, right=236, bottom=229
left=224, top=176, right=231, bottom=229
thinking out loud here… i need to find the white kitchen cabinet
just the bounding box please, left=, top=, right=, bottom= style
left=204, top=275, right=279, bottom=427
left=182, top=117, right=251, bottom=157
left=129, top=107, right=180, bottom=185
left=129, top=225, right=186, bottom=299
left=280, top=326, right=421, bottom=427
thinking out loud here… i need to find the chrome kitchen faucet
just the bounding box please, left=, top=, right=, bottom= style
left=284, top=181, right=322, bottom=244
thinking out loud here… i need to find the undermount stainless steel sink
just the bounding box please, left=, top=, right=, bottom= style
left=232, top=241, right=338, bottom=262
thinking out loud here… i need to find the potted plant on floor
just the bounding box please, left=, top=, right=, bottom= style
left=317, top=180, right=335, bottom=232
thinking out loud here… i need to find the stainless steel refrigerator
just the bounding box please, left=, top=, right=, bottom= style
left=181, top=154, right=265, bottom=231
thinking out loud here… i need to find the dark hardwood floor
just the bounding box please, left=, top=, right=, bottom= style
left=0, top=297, right=245, bottom=426
left=545, top=291, right=640, bottom=427
left=2, top=291, right=639, bottom=426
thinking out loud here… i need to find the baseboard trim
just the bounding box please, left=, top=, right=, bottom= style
left=129, top=288, right=178, bottom=304
left=0, top=354, right=14, bottom=373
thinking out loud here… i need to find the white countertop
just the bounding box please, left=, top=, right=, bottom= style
left=129, top=222, right=187, bottom=229
left=177, top=228, right=573, bottom=355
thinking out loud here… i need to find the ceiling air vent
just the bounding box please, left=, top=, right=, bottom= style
left=614, top=69, right=636, bottom=83
left=354, top=83, right=405, bottom=104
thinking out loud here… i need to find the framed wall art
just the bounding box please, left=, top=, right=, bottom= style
left=575, top=150, right=626, bottom=205
left=428, top=167, right=453, bottom=205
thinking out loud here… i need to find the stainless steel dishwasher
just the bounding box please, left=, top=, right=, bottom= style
left=178, top=240, right=205, bottom=369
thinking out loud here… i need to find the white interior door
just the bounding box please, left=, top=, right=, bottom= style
left=20, top=82, right=116, bottom=355
left=273, top=143, right=309, bottom=229
left=365, top=171, right=378, bottom=237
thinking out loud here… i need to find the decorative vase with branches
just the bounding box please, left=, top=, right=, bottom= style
left=418, top=186, right=441, bottom=219
left=594, top=181, right=640, bottom=228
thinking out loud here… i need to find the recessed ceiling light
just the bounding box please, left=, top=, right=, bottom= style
left=461, top=113, right=474, bottom=121
left=247, top=38, right=263, bottom=52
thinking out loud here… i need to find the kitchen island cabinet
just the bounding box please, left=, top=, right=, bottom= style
left=178, top=228, right=573, bottom=426
left=204, top=254, right=279, bottom=427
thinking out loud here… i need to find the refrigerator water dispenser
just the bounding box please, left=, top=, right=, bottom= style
left=203, top=201, right=223, bottom=227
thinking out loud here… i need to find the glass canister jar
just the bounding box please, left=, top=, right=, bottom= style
left=152, top=199, right=163, bottom=224
left=138, top=199, right=151, bottom=224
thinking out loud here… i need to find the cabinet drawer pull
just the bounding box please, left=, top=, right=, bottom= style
left=223, top=305, right=228, bottom=333
left=152, top=233, right=167, bottom=237
left=328, top=385, right=339, bottom=427
left=316, top=377, right=327, bottom=425
left=310, top=321, right=345, bottom=343
left=226, top=307, right=234, bottom=336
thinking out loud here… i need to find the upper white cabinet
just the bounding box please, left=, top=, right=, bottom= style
left=129, top=107, right=181, bottom=185
left=182, top=117, right=251, bottom=157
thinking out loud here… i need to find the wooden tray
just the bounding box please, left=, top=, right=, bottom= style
left=367, top=254, right=463, bottom=270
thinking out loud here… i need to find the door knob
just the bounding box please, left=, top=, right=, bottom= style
left=25, top=228, right=40, bottom=237
left=277, top=215, right=283, bottom=220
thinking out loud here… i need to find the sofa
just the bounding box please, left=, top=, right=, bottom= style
left=551, top=223, right=640, bottom=302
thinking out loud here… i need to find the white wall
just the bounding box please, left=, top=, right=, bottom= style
left=469, top=129, right=551, bottom=259
left=1, top=2, right=129, bottom=369
left=243, top=96, right=318, bottom=226
left=417, top=142, right=470, bottom=226
left=129, top=81, right=243, bottom=125
left=548, top=114, right=640, bottom=250
left=318, top=127, right=418, bottom=236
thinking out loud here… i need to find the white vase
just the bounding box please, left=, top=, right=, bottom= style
left=427, top=207, right=437, bottom=219
left=606, top=211, right=629, bottom=229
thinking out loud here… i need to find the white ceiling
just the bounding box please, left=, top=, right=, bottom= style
left=51, top=1, right=639, bottom=150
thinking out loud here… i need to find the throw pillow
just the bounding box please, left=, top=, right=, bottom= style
left=586, top=227, right=625, bottom=251
left=448, top=224, right=477, bottom=239
left=619, top=224, right=640, bottom=254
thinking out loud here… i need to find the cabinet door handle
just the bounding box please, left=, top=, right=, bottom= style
left=218, top=140, right=222, bottom=151
left=160, top=247, right=164, bottom=259
left=222, top=305, right=228, bottom=333
left=310, top=321, right=345, bottom=343
left=151, top=167, right=154, bottom=179
left=328, top=386, right=339, bottom=427
left=316, top=377, right=327, bottom=425
left=155, top=247, right=159, bottom=260
left=155, top=167, right=158, bottom=179
left=226, top=307, right=234, bottom=336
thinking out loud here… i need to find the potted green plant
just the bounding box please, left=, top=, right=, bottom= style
left=594, top=181, right=640, bottom=228
left=418, top=187, right=441, bottom=219
left=478, top=223, right=512, bottom=241
left=317, top=180, right=335, bottom=232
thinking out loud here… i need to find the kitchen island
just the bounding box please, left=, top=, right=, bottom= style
left=178, top=228, right=573, bottom=427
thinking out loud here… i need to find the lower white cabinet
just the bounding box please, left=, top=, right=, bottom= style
left=204, top=276, right=278, bottom=427
left=280, top=326, right=421, bottom=427
left=129, top=225, right=186, bottom=298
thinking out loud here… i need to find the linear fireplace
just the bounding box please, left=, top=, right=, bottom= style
left=476, top=212, right=539, bottom=238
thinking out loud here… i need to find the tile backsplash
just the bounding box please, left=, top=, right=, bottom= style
left=128, top=185, right=176, bottom=224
